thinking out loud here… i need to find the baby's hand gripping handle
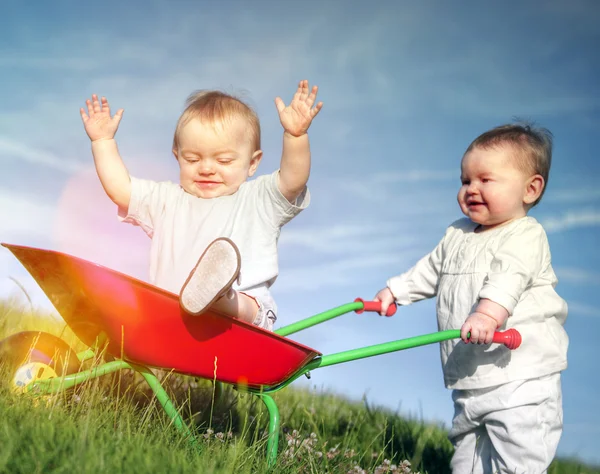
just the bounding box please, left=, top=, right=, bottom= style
left=354, top=298, right=397, bottom=317
left=353, top=299, right=521, bottom=349
left=490, top=328, right=522, bottom=350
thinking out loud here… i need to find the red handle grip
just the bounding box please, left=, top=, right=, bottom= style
left=490, top=328, right=522, bottom=350
left=354, top=298, right=397, bottom=317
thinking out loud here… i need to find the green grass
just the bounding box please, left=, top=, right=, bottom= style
left=0, top=298, right=599, bottom=474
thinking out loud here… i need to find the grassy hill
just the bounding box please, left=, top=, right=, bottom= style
left=0, top=298, right=598, bottom=474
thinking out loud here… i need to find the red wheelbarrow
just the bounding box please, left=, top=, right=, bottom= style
left=0, top=243, right=521, bottom=467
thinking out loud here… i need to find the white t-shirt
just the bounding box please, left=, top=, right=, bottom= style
left=388, top=216, right=568, bottom=390
left=118, top=170, right=310, bottom=297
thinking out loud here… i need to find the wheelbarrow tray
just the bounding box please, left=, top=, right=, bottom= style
left=2, top=243, right=320, bottom=389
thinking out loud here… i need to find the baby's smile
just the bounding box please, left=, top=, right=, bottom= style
left=195, top=180, right=222, bottom=186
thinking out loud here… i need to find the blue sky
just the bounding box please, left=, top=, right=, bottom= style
left=1, top=0, right=599, bottom=465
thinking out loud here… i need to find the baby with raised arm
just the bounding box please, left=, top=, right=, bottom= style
left=374, top=123, right=568, bottom=473
left=80, top=80, right=322, bottom=331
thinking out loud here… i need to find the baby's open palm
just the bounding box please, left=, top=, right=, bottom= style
left=80, top=94, right=124, bottom=141
left=275, top=80, right=323, bottom=137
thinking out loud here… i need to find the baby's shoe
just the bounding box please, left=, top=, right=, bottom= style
left=179, top=237, right=241, bottom=316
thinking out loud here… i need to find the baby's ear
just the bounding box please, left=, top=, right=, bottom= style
left=172, top=148, right=179, bottom=160
left=248, top=149, right=263, bottom=177
left=524, top=174, right=544, bottom=205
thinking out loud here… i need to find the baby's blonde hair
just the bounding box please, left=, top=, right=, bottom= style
left=172, top=90, right=261, bottom=153
left=464, top=122, right=553, bottom=207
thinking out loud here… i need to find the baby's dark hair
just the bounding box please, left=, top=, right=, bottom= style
left=464, top=121, right=553, bottom=207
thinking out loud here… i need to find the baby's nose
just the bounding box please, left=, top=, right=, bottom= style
left=198, top=160, right=215, bottom=174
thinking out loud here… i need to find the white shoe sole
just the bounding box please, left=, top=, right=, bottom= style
left=179, top=238, right=241, bottom=315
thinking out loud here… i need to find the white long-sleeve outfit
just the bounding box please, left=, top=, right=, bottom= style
left=387, top=216, right=568, bottom=473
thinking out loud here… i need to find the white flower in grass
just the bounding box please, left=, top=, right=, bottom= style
left=347, top=466, right=366, bottom=474
left=326, top=446, right=340, bottom=460
left=344, top=449, right=356, bottom=458
left=283, top=448, right=295, bottom=459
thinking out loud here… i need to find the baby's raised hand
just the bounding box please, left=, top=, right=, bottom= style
left=374, top=287, right=395, bottom=317
left=80, top=94, right=124, bottom=142
left=460, top=312, right=498, bottom=344
left=275, top=80, right=323, bottom=137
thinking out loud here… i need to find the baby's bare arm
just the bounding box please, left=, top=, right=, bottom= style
left=275, top=80, right=323, bottom=202
left=80, top=95, right=131, bottom=209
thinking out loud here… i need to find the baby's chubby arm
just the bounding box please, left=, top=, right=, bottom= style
left=275, top=80, right=323, bottom=203
left=80, top=94, right=131, bottom=209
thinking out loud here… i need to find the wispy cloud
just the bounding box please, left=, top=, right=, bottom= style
left=545, top=187, right=600, bottom=204
left=280, top=223, right=417, bottom=254
left=277, top=220, right=436, bottom=294
left=567, top=302, right=599, bottom=318
left=368, top=170, right=456, bottom=185
left=540, top=209, right=600, bottom=233
left=555, top=267, right=600, bottom=285
left=335, top=170, right=456, bottom=203
left=0, top=137, right=85, bottom=174
left=0, top=189, right=56, bottom=239
left=276, top=251, right=418, bottom=293
left=0, top=55, right=98, bottom=72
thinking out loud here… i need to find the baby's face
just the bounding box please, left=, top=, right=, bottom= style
left=457, top=145, right=532, bottom=230
left=174, top=116, right=261, bottom=199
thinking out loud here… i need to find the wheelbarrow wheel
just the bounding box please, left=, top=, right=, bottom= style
left=0, top=331, right=81, bottom=393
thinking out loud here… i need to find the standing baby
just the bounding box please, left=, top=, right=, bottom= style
left=80, top=81, right=322, bottom=331
left=374, top=123, right=568, bottom=473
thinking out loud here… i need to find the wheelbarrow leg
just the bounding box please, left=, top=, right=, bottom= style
left=136, top=366, right=196, bottom=444
left=258, top=393, right=280, bottom=467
